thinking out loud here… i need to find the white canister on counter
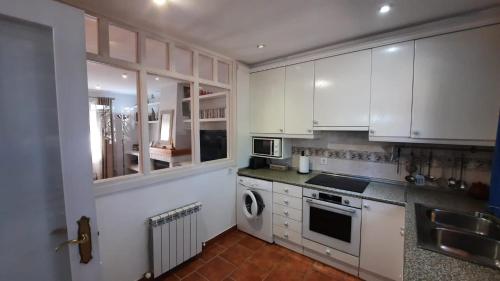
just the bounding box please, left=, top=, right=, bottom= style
left=298, top=151, right=310, bottom=174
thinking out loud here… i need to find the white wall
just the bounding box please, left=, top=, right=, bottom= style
left=95, top=167, right=237, bottom=281
left=236, top=63, right=251, bottom=168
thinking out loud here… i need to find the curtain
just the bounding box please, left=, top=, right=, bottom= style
left=89, top=97, right=114, bottom=180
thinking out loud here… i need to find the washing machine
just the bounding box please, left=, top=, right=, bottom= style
left=236, top=176, right=273, bottom=243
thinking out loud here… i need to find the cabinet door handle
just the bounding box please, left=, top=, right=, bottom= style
left=325, top=249, right=331, bottom=256
left=369, top=129, right=375, bottom=135
left=284, top=188, right=289, bottom=193
left=400, top=227, right=405, bottom=236
left=284, top=222, right=289, bottom=227
left=284, top=200, right=289, bottom=205
left=279, top=129, right=283, bottom=133
left=363, top=204, right=370, bottom=209
left=284, top=210, right=289, bottom=216
left=284, top=233, right=289, bottom=238
left=313, top=120, right=318, bottom=125
left=412, top=131, right=420, bottom=136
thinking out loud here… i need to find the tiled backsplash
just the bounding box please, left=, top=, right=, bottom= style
left=286, top=131, right=494, bottom=186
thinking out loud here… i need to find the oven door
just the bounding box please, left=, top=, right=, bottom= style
left=253, top=138, right=275, bottom=157
left=302, top=197, right=361, bottom=256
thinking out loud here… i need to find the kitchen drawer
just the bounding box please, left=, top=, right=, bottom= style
left=273, top=182, right=302, bottom=198
left=273, top=193, right=302, bottom=210
left=273, top=225, right=302, bottom=245
left=302, top=239, right=358, bottom=267
left=273, top=214, right=301, bottom=233
left=273, top=203, right=302, bottom=221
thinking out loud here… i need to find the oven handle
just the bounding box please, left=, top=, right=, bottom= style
left=305, top=198, right=356, bottom=215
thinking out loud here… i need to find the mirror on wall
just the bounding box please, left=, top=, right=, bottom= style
left=87, top=61, right=140, bottom=180
left=147, top=74, right=193, bottom=171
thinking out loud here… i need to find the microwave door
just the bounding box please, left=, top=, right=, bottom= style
left=253, top=139, right=273, bottom=156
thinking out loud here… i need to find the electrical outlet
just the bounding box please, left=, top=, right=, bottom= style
left=320, top=158, right=328, bottom=165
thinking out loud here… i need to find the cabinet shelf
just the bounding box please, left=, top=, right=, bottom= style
left=200, top=118, right=226, bottom=122
left=199, top=92, right=226, bottom=100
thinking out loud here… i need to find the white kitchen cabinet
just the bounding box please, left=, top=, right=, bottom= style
left=360, top=200, right=405, bottom=281
left=250, top=68, right=285, bottom=134
left=284, top=62, right=314, bottom=135
left=314, top=50, right=371, bottom=129
left=370, top=42, right=414, bottom=138
left=412, top=24, right=500, bottom=141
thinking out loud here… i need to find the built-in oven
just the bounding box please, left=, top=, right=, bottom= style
left=252, top=137, right=282, bottom=158
left=302, top=188, right=362, bottom=257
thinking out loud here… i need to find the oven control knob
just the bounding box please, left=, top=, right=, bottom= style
left=312, top=193, right=317, bottom=198
left=343, top=199, right=350, bottom=205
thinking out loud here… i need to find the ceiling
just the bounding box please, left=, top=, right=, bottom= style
left=87, top=61, right=137, bottom=94
left=65, top=0, right=500, bottom=64
left=87, top=61, right=181, bottom=94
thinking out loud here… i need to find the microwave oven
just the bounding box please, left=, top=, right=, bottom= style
left=252, top=137, right=291, bottom=159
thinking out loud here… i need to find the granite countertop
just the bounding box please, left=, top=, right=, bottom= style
left=238, top=167, right=500, bottom=281
left=404, top=186, right=500, bottom=281
left=238, top=168, right=406, bottom=206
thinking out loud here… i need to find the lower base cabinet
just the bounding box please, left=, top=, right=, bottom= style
left=360, top=200, right=405, bottom=281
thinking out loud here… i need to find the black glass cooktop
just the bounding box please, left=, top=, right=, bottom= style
left=305, top=174, right=369, bottom=193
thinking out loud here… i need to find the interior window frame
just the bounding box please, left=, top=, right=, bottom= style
left=83, top=12, right=235, bottom=191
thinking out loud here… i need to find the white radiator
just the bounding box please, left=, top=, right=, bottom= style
left=149, top=202, right=203, bottom=278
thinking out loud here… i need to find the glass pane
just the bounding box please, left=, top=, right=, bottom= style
left=198, top=54, right=213, bottom=80
left=87, top=61, right=140, bottom=180
left=174, top=46, right=193, bottom=75
left=217, top=61, right=230, bottom=84
left=0, top=16, right=71, bottom=281
left=310, top=207, right=352, bottom=243
left=109, top=24, right=137, bottom=62
left=147, top=74, right=193, bottom=170
left=199, top=84, right=228, bottom=162
left=85, top=15, right=98, bottom=54
left=145, top=38, right=168, bottom=70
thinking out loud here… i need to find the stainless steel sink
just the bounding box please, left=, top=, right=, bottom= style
left=427, top=208, right=500, bottom=240
left=415, top=203, right=500, bottom=269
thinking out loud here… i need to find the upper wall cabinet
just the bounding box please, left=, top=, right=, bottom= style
left=370, top=41, right=414, bottom=138
left=284, top=62, right=314, bottom=135
left=250, top=68, right=285, bottom=134
left=314, top=50, right=371, bottom=129
left=412, top=24, right=500, bottom=141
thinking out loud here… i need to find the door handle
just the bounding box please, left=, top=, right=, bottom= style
left=55, top=234, right=89, bottom=252
left=55, top=216, right=93, bottom=264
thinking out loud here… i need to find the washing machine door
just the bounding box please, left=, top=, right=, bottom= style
left=242, top=190, right=265, bottom=219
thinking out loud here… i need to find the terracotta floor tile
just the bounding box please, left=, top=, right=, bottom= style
left=238, top=235, right=266, bottom=251
left=200, top=243, right=226, bottom=262
left=173, top=257, right=205, bottom=279
left=304, top=269, right=339, bottom=281
left=229, top=261, right=270, bottom=281
left=157, top=230, right=361, bottom=281
left=219, top=243, right=254, bottom=266
left=158, top=272, right=180, bottom=281
left=215, top=230, right=247, bottom=248
left=197, top=257, right=237, bottom=281
left=183, top=272, right=208, bottom=281
left=311, top=261, right=350, bottom=279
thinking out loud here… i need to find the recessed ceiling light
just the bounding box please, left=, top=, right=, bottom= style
left=257, top=44, right=266, bottom=49
left=153, top=0, right=167, bottom=6
left=155, top=77, right=160, bottom=81
left=379, top=4, right=391, bottom=14
left=95, top=85, right=101, bottom=90
left=121, top=73, right=128, bottom=79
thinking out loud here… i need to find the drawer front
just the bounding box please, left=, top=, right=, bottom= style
left=302, top=239, right=358, bottom=267
left=273, top=214, right=301, bottom=233
left=273, top=203, right=302, bottom=221
left=273, top=182, right=302, bottom=198
left=273, top=193, right=302, bottom=210
left=274, top=225, right=302, bottom=245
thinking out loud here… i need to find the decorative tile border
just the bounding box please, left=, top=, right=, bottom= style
left=292, top=146, right=394, bottom=163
